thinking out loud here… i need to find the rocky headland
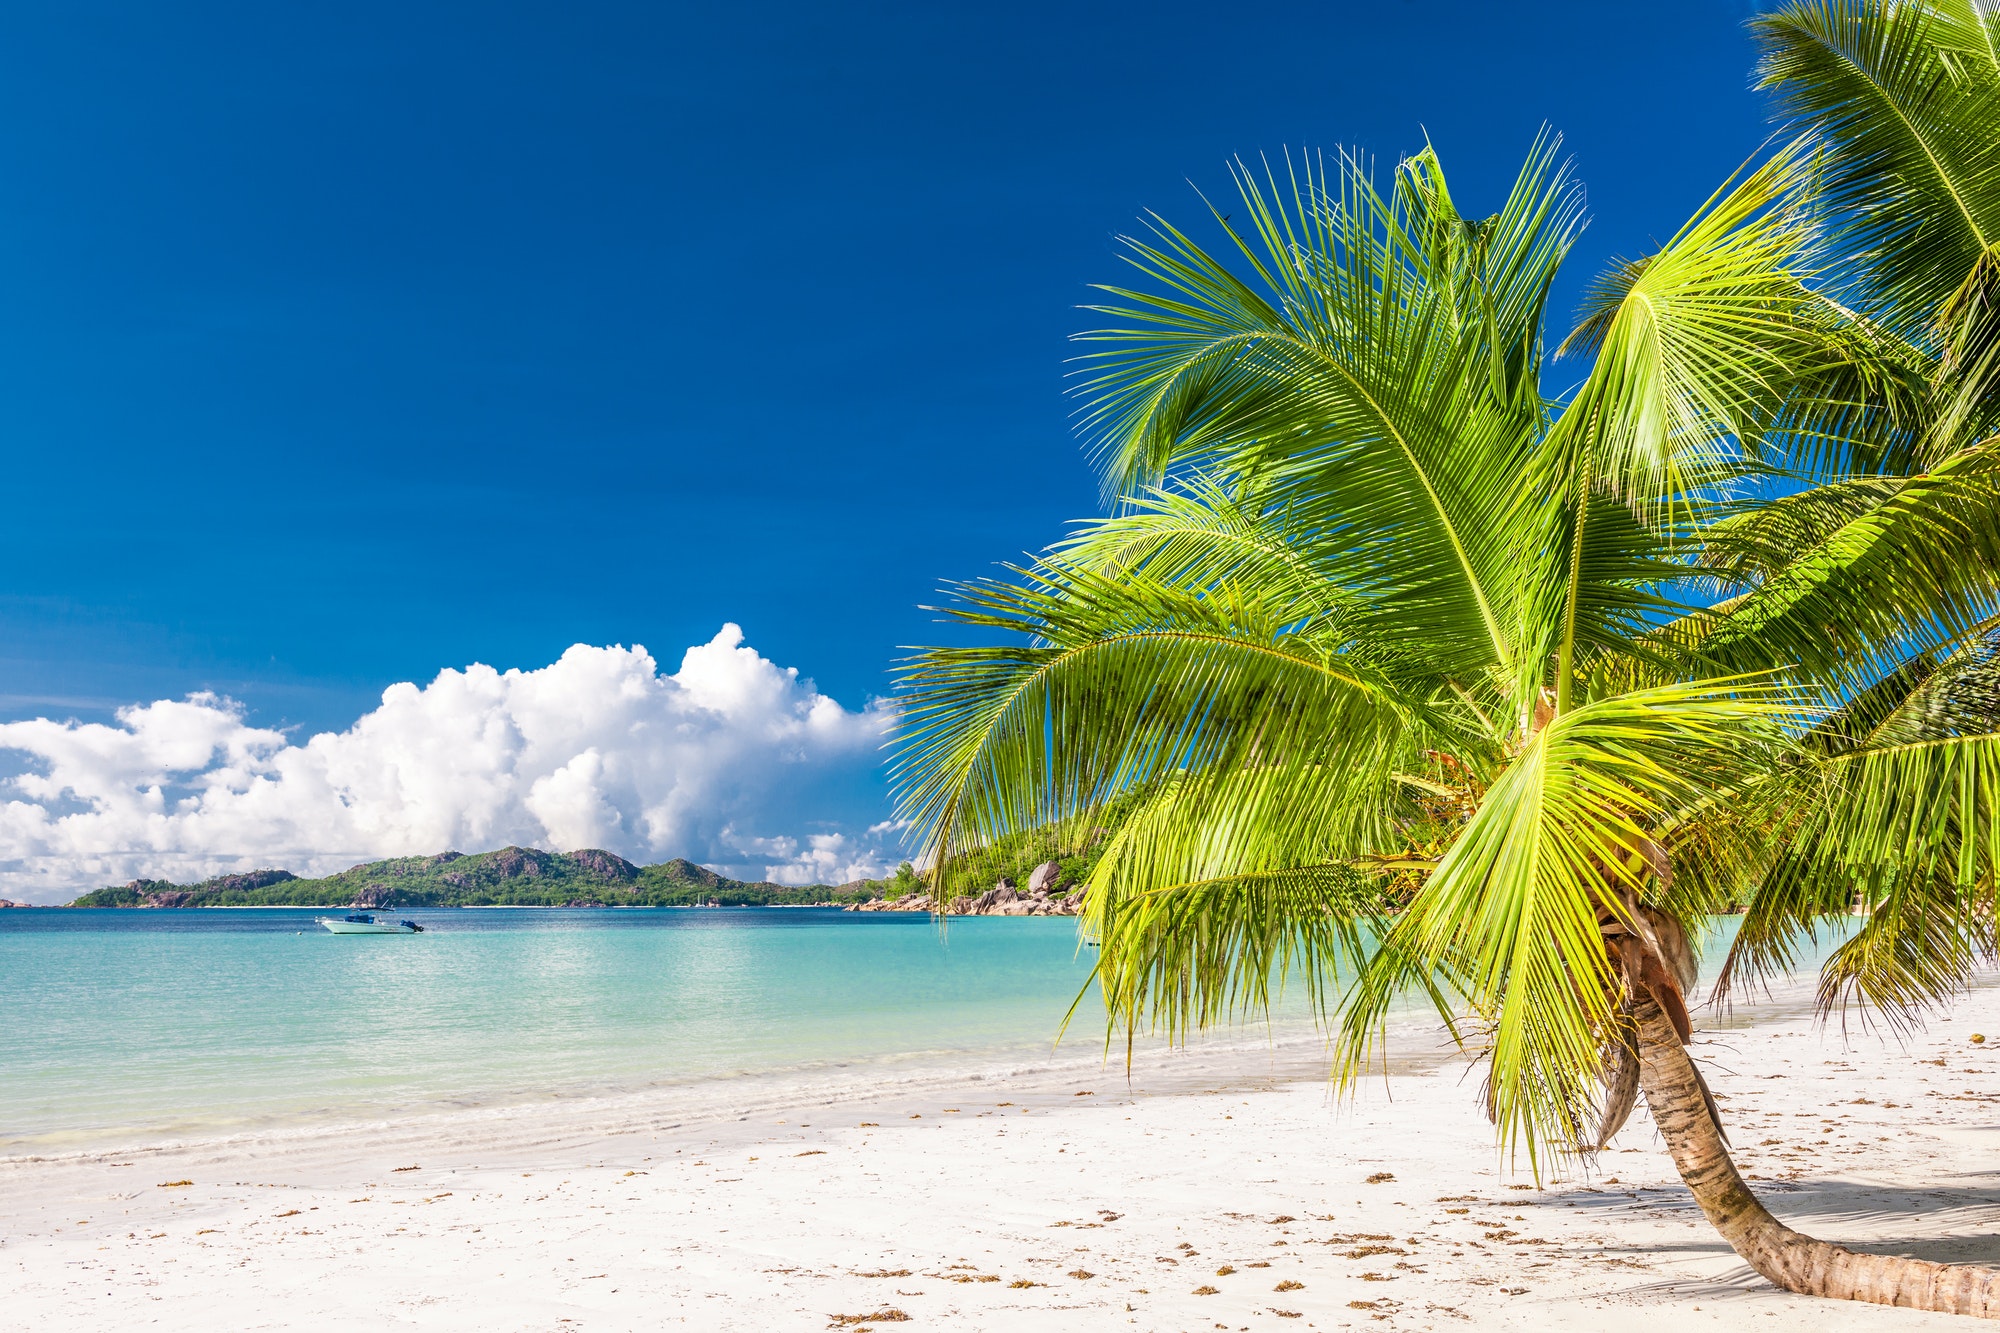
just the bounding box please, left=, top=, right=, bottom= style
left=850, top=860, right=1080, bottom=916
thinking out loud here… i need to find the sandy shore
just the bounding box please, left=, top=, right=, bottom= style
left=6, top=989, right=2000, bottom=1330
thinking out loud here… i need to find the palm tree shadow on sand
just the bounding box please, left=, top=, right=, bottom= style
left=1584, top=1175, right=2000, bottom=1287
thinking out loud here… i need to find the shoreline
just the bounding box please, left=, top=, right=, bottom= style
left=0, top=936, right=1861, bottom=1164
left=0, top=1005, right=1406, bottom=1163
left=9, top=982, right=2000, bottom=1329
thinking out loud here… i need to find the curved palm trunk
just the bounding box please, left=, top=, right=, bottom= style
left=1633, top=994, right=2000, bottom=1315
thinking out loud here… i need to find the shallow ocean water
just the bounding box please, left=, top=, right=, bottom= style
left=0, top=907, right=1115, bottom=1152
left=0, top=906, right=1843, bottom=1154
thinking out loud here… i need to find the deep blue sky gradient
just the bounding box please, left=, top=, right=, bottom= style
left=1, top=0, right=1771, bottom=738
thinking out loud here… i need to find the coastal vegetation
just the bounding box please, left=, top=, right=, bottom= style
left=897, top=0, right=2000, bottom=1315
left=61, top=838, right=1104, bottom=910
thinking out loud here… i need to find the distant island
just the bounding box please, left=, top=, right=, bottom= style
left=62, top=835, right=1099, bottom=914
left=66, top=846, right=881, bottom=909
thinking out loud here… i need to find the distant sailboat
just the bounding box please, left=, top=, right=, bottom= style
left=316, top=912, right=424, bottom=934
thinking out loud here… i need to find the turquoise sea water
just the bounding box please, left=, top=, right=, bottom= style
left=0, top=907, right=1111, bottom=1154
left=1, top=907, right=1856, bottom=1157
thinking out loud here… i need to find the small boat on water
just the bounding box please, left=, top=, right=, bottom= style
left=316, top=912, right=424, bottom=934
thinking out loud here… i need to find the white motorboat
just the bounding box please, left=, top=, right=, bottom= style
left=317, top=912, right=424, bottom=934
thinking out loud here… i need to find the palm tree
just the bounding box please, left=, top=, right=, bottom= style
left=894, top=0, right=2000, bottom=1316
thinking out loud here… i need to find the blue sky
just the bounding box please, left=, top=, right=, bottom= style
left=0, top=0, right=1780, bottom=889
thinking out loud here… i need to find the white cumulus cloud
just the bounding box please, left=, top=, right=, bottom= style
left=0, top=625, right=902, bottom=902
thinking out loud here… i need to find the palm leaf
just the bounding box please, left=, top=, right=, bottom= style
left=1755, top=0, right=2000, bottom=335
left=1332, top=681, right=1797, bottom=1167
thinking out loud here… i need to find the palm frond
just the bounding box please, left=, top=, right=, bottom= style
left=1081, top=858, right=1390, bottom=1049
left=1679, top=435, right=2000, bottom=688
left=1817, top=871, right=1995, bottom=1031
left=1716, top=725, right=2000, bottom=1011
left=1332, top=681, right=1797, bottom=1169
left=1071, top=140, right=1589, bottom=693
left=1756, top=0, right=2000, bottom=335
left=894, top=560, right=1425, bottom=898
left=1553, top=145, right=1823, bottom=512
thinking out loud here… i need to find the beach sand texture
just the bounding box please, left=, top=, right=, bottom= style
left=7, top=990, right=2000, bottom=1330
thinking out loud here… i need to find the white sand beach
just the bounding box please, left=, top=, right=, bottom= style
left=6, top=988, right=2000, bottom=1331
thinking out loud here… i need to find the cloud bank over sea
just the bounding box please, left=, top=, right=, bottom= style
left=0, top=625, right=899, bottom=903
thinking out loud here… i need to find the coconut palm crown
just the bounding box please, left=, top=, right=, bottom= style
left=894, top=0, right=2000, bottom=1315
